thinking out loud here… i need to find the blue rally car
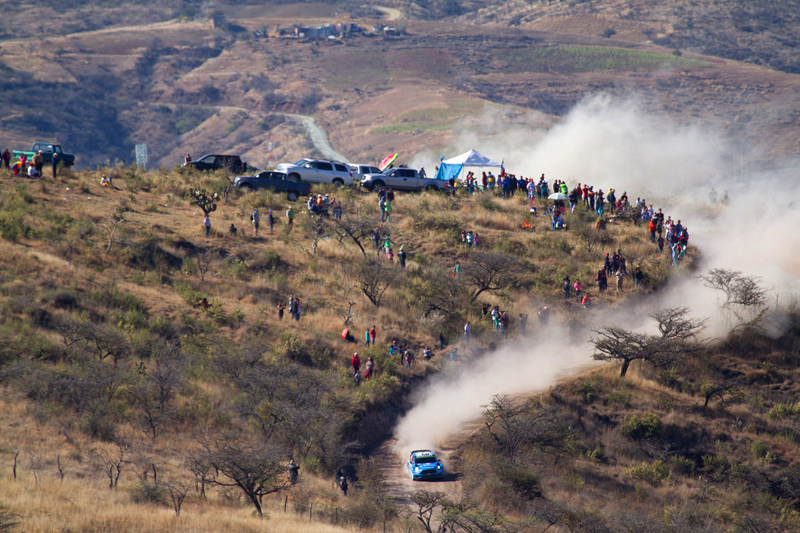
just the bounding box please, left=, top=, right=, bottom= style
left=406, top=450, right=445, bottom=480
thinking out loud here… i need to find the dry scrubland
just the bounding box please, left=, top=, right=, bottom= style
left=0, top=163, right=669, bottom=531
left=1, top=165, right=799, bottom=531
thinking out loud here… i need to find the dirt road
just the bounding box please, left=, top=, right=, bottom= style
left=373, top=423, right=480, bottom=507
left=375, top=6, right=403, bottom=21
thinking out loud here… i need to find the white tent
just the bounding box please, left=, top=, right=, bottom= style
left=442, top=149, right=501, bottom=167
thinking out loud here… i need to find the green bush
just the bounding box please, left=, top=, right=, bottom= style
left=767, top=402, right=800, bottom=420
left=628, top=460, right=669, bottom=485
left=0, top=212, right=30, bottom=242
left=670, top=456, right=696, bottom=475
left=129, top=481, right=167, bottom=506
left=497, top=465, right=542, bottom=499
left=702, top=453, right=730, bottom=476
left=52, top=288, right=79, bottom=309
left=751, top=440, right=774, bottom=463
left=575, top=378, right=600, bottom=404
left=621, top=412, right=663, bottom=440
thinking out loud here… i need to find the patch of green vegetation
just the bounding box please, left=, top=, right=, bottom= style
left=502, top=45, right=707, bottom=74
left=622, top=412, right=663, bottom=440
left=628, top=460, right=670, bottom=485
left=174, top=106, right=215, bottom=135
left=371, top=99, right=482, bottom=134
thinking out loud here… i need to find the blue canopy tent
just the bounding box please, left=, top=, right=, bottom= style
left=436, top=149, right=502, bottom=181
left=434, top=157, right=462, bottom=181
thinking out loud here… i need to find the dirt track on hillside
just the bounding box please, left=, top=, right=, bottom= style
left=373, top=421, right=482, bottom=509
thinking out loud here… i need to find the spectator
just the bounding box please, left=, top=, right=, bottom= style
left=538, top=306, right=549, bottom=326
left=286, top=206, right=294, bottom=229
left=251, top=208, right=260, bottom=236
left=203, top=215, right=211, bottom=237
left=351, top=352, right=361, bottom=375
left=51, top=153, right=59, bottom=179
left=268, top=209, right=275, bottom=234
left=634, top=267, right=644, bottom=288
left=32, top=150, right=44, bottom=176
left=464, top=321, right=471, bottom=346
left=1, top=148, right=10, bottom=170
left=288, top=460, right=299, bottom=485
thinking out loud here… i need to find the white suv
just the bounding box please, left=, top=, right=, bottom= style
left=275, top=158, right=355, bottom=186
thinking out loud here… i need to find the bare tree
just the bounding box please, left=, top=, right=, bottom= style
left=442, top=498, right=530, bottom=533
left=408, top=490, right=447, bottom=533
left=164, top=479, right=192, bottom=516
left=700, top=382, right=738, bottom=408
left=350, top=256, right=395, bottom=308
left=129, top=342, right=184, bottom=440
left=592, top=327, right=650, bottom=378
left=405, top=264, right=471, bottom=319
left=482, top=395, right=569, bottom=464
left=702, top=268, right=766, bottom=324
left=186, top=452, right=214, bottom=499
left=592, top=307, right=707, bottom=377
left=101, top=205, right=128, bottom=254
left=299, top=214, right=328, bottom=255
left=204, top=439, right=290, bottom=518
left=94, top=442, right=130, bottom=489
left=330, top=211, right=374, bottom=256
left=196, top=250, right=212, bottom=283
left=337, top=301, right=357, bottom=326
left=462, top=253, right=522, bottom=303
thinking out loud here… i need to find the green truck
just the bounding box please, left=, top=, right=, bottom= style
left=13, top=142, right=75, bottom=167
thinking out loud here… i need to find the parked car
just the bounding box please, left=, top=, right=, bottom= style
left=13, top=142, right=75, bottom=167
left=233, top=171, right=311, bottom=201
left=361, top=167, right=446, bottom=192
left=275, top=158, right=354, bottom=186
left=185, top=154, right=246, bottom=174
left=350, top=163, right=384, bottom=181
left=406, top=450, right=445, bottom=481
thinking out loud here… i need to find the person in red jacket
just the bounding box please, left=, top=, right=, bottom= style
left=351, top=352, right=361, bottom=375
left=369, top=325, right=376, bottom=346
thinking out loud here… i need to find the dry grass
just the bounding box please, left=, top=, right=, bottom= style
left=0, top=475, right=356, bottom=532
left=0, top=167, right=691, bottom=531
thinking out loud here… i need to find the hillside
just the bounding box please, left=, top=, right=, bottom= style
left=1, top=1, right=800, bottom=169
left=2, top=2, right=800, bottom=531
left=0, top=163, right=697, bottom=531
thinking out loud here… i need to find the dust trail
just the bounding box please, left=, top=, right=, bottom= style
left=395, top=93, right=800, bottom=453
left=394, top=322, right=595, bottom=454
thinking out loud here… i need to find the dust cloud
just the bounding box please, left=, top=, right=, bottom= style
left=394, top=93, right=800, bottom=453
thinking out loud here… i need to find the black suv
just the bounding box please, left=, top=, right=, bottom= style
left=233, top=171, right=312, bottom=201
left=185, top=154, right=245, bottom=174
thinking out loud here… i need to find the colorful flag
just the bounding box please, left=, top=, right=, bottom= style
left=379, top=153, right=398, bottom=171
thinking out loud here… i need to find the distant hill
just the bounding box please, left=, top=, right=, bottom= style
left=1, top=1, right=798, bottom=170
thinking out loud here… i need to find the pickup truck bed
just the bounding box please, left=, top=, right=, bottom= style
left=13, top=143, right=75, bottom=167
left=360, top=168, right=446, bottom=192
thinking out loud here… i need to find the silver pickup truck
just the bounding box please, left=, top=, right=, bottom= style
left=360, top=168, right=447, bottom=192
